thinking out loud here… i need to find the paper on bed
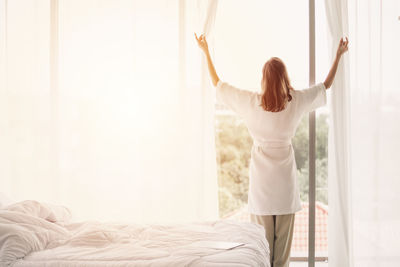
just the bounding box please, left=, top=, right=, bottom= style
left=188, top=241, right=245, bottom=250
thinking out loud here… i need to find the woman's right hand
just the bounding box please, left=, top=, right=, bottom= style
left=194, top=33, right=220, bottom=86
left=336, top=37, right=349, bottom=58
left=195, top=33, right=209, bottom=54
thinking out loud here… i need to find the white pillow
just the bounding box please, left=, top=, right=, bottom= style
left=4, top=200, right=72, bottom=224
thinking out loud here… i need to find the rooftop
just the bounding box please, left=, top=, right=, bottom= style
left=223, top=202, right=328, bottom=253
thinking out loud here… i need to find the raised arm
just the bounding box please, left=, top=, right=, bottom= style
left=324, top=37, right=349, bottom=89
left=195, top=33, right=220, bottom=86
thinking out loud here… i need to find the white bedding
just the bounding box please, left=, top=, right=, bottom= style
left=0, top=200, right=269, bottom=267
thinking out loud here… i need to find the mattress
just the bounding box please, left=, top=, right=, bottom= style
left=0, top=200, right=270, bottom=267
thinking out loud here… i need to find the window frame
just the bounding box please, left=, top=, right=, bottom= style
left=308, top=0, right=317, bottom=266
left=288, top=0, right=328, bottom=265
left=180, top=0, right=328, bottom=265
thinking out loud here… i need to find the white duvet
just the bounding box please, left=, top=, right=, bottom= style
left=0, top=200, right=269, bottom=267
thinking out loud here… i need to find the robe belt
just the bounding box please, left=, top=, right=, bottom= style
left=253, top=140, right=292, bottom=148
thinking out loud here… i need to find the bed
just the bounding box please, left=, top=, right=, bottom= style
left=0, top=200, right=270, bottom=267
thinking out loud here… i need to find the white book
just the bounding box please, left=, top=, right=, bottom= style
left=189, top=241, right=245, bottom=250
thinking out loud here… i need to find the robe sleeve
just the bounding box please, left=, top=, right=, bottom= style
left=298, top=83, right=327, bottom=113
left=215, top=80, right=254, bottom=117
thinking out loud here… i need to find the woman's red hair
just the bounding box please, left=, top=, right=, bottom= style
left=260, top=57, right=293, bottom=112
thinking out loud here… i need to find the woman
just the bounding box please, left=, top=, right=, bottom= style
left=195, top=33, right=348, bottom=267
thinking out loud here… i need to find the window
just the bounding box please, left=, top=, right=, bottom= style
left=214, top=0, right=329, bottom=265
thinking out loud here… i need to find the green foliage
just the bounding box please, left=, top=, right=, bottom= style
left=215, top=112, right=329, bottom=217
left=292, top=116, right=309, bottom=170
left=215, top=115, right=252, bottom=217
left=297, top=157, right=328, bottom=204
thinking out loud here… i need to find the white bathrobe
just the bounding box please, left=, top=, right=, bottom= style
left=216, top=81, right=327, bottom=215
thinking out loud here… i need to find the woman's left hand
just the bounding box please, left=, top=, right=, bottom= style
left=195, top=33, right=209, bottom=54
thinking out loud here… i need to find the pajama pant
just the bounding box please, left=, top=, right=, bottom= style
left=250, top=213, right=295, bottom=267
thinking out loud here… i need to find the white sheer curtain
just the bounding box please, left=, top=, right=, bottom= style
left=324, top=0, right=352, bottom=266
left=326, top=0, right=400, bottom=266
left=0, top=0, right=219, bottom=223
